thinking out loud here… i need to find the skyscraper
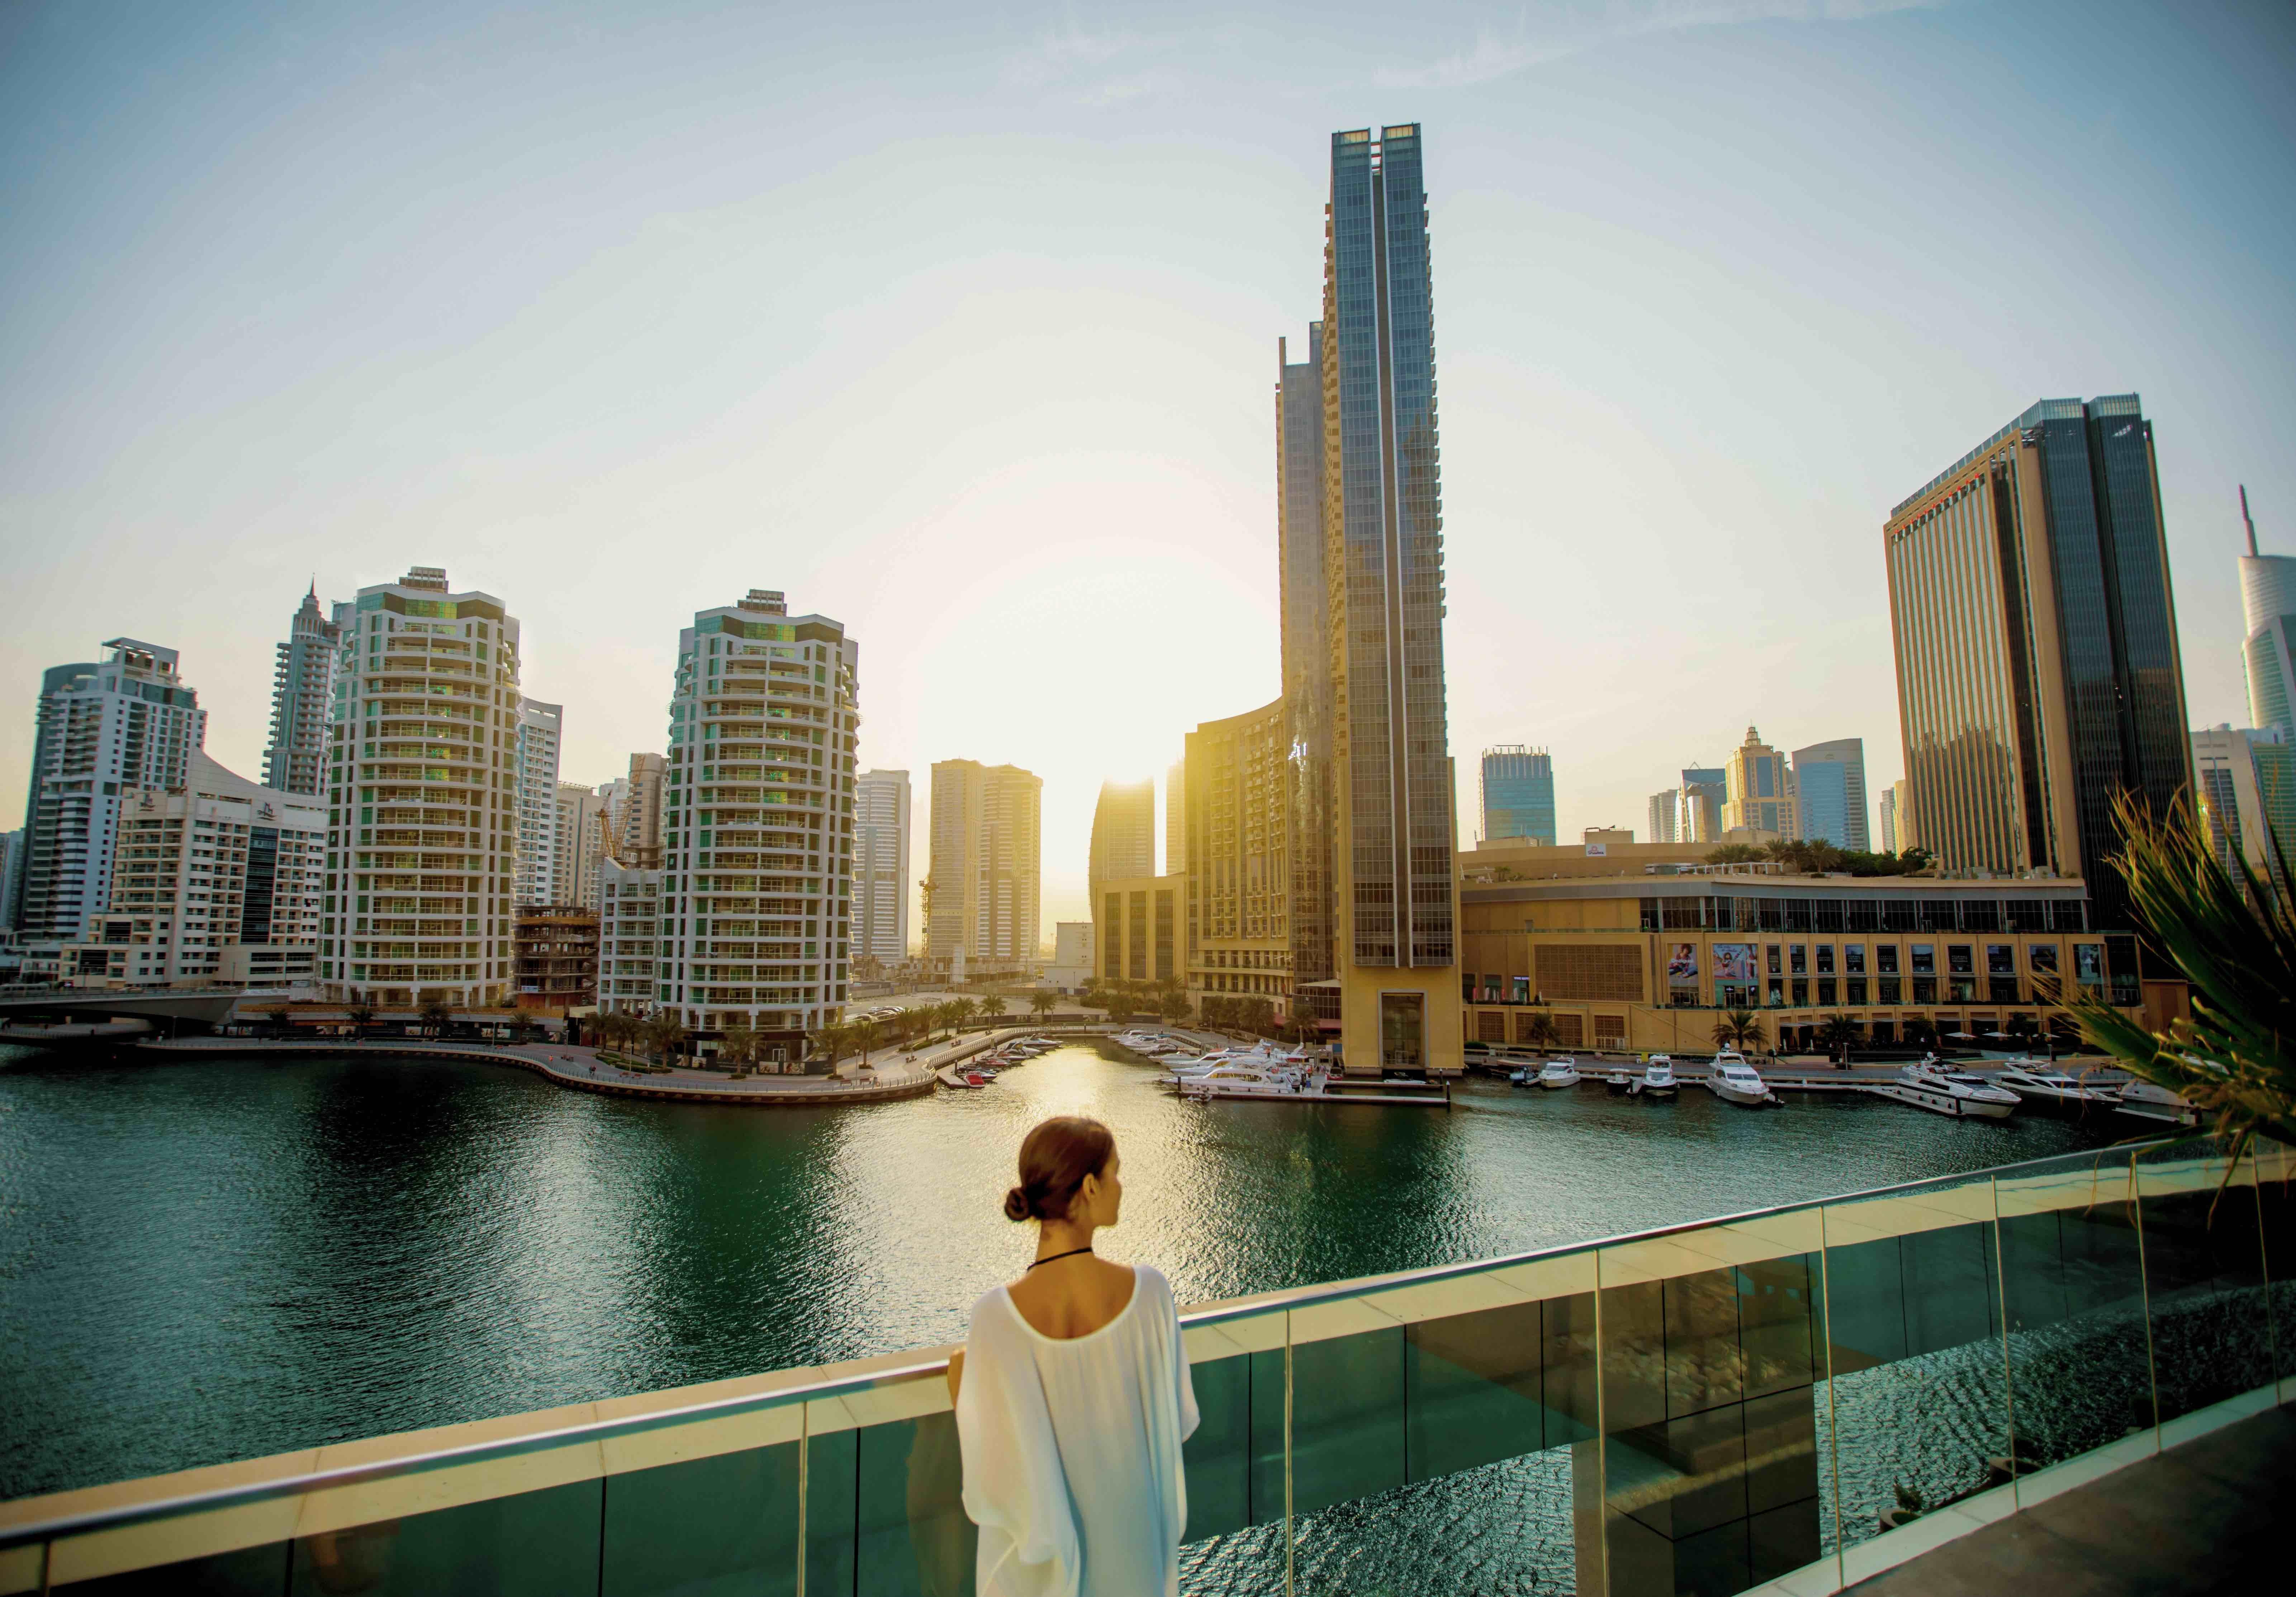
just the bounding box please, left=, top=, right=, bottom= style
left=513, top=699, right=563, bottom=906
left=1184, top=698, right=1293, bottom=1008
left=551, top=782, right=606, bottom=911
left=1722, top=728, right=1795, bottom=837
left=1678, top=766, right=1726, bottom=844
left=927, top=760, right=1041, bottom=970
left=1791, top=737, right=1869, bottom=850
left=655, top=589, right=859, bottom=1052
left=321, top=567, right=519, bottom=1007
left=264, top=584, right=341, bottom=797
left=1087, top=779, right=1155, bottom=909
left=1164, top=759, right=1187, bottom=876
left=1318, top=123, right=1458, bottom=1074
left=618, top=753, right=665, bottom=869
left=1479, top=746, right=1556, bottom=845
left=1277, top=324, right=1337, bottom=1025
left=1885, top=396, right=2191, bottom=927
left=1647, top=789, right=1679, bottom=845
left=13, top=642, right=204, bottom=941
left=2192, top=725, right=2291, bottom=893
left=854, top=767, right=912, bottom=963
left=2240, top=486, right=2295, bottom=738
left=1878, top=786, right=1899, bottom=854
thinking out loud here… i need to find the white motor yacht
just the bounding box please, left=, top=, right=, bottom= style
left=1709, top=1050, right=1776, bottom=1107
left=1537, top=1058, right=1582, bottom=1090
left=1868, top=1057, right=2019, bottom=1119
left=2114, top=1078, right=2201, bottom=1128
left=1632, top=1057, right=1678, bottom=1098
left=1994, top=1060, right=2120, bottom=1111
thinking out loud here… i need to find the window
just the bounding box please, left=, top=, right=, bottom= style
left=2030, top=944, right=2058, bottom=974
left=1911, top=945, right=1935, bottom=975
left=1767, top=978, right=1783, bottom=1005
left=1816, top=945, right=1835, bottom=976
left=1846, top=977, right=1868, bottom=1005
left=1845, top=944, right=1866, bottom=975
left=1789, top=945, right=1807, bottom=975
left=1912, top=976, right=1937, bottom=1003
left=1791, top=979, right=1809, bottom=1005
left=1816, top=979, right=1837, bottom=1006
left=1878, top=977, right=1901, bottom=1003
left=1511, top=976, right=1529, bottom=1004
left=1948, top=945, right=1974, bottom=976
left=1766, top=945, right=1782, bottom=975
left=1986, top=945, right=2015, bottom=977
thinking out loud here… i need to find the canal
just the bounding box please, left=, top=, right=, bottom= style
left=0, top=1039, right=2124, bottom=1500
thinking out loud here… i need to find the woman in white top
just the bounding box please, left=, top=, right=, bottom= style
left=950, top=1116, right=1199, bottom=1597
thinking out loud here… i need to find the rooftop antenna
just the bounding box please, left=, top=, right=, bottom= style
left=2241, top=485, right=2259, bottom=557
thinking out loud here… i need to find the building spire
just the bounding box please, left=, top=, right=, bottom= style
left=2241, top=484, right=2258, bottom=557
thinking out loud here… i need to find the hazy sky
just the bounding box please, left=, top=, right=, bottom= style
left=5, top=0, right=2293, bottom=932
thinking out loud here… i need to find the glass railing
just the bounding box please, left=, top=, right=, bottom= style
left=1, top=1134, right=2287, bottom=1596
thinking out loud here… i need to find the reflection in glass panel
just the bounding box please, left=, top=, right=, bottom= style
left=1290, top=1325, right=1406, bottom=1515
left=602, top=1443, right=801, bottom=1597
left=59, top=1543, right=288, bottom=1596
left=288, top=1480, right=602, bottom=1597
left=1178, top=1333, right=1291, bottom=1597
left=1997, top=1150, right=2153, bottom=1471
left=2134, top=1142, right=2272, bottom=1423
left=857, top=1414, right=974, bottom=1597
left=1820, top=1177, right=2007, bottom=1558
left=803, top=1427, right=859, bottom=1597
left=2259, top=1139, right=2296, bottom=1387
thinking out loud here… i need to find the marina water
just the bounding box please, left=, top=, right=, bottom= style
left=0, top=1038, right=2122, bottom=1500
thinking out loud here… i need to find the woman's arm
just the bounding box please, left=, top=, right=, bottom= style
left=946, top=1348, right=964, bottom=1404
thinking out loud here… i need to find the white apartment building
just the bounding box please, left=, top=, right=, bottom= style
left=66, top=752, right=325, bottom=988
left=263, top=585, right=342, bottom=797
left=853, top=767, right=911, bottom=963
left=552, top=782, right=607, bottom=911
left=514, top=699, right=563, bottom=904
left=619, top=753, right=665, bottom=868
left=11, top=641, right=206, bottom=941
left=320, top=566, right=521, bottom=1007
left=597, top=860, right=663, bottom=1015
left=654, top=589, right=859, bottom=1056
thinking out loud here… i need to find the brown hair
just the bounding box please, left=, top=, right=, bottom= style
left=1003, top=1116, right=1116, bottom=1223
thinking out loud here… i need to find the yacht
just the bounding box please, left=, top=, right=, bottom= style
left=1179, top=1056, right=1330, bottom=1100
left=1537, top=1058, right=1582, bottom=1090
left=1605, top=1068, right=1635, bottom=1095
left=1994, top=1060, right=2121, bottom=1112
left=1632, top=1057, right=1678, bottom=1098
left=1868, top=1057, right=2019, bottom=1119
left=1507, top=1064, right=1537, bottom=1087
left=2114, top=1078, right=2201, bottom=1128
left=1709, top=1050, right=1776, bottom=1107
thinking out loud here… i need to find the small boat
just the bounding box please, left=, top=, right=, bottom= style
left=2114, top=1078, right=2201, bottom=1128
left=1537, top=1058, right=1581, bottom=1090
left=1631, top=1057, right=1678, bottom=1098
left=1605, top=1069, right=1634, bottom=1095
left=1507, top=1065, right=1537, bottom=1087
left=1709, top=1050, right=1775, bottom=1107
left=1995, top=1060, right=2120, bottom=1112
left=1868, top=1057, right=2018, bottom=1119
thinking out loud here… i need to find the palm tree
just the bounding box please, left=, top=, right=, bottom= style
left=1159, top=987, right=1191, bottom=1024
left=1517, top=1011, right=1560, bottom=1053
left=1029, top=990, right=1057, bottom=1020
left=1815, top=1015, right=1861, bottom=1064
left=1902, top=1015, right=1937, bottom=1050
left=983, top=993, right=1014, bottom=1020
left=1711, top=1008, right=1768, bottom=1054
left=347, top=1000, right=374, bottom=1040
left=720, top=1020, right=754, bottom=1071
left=2066, top=794, right=2295, bottom=1157
left=418, top=995, right=452, bottom=1038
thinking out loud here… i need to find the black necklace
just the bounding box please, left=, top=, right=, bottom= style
left=1027, top=1245, right=1094, bottom=1271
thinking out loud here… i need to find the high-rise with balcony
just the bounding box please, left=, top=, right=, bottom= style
left=1479, top=746, right=1555, bottom=845
left=1791, top=737, right=1868, bottom=850
left=1184, top=698, right=1293, bottom=1015
left=320, top=567, right=520, bottom=1007
left=927, top=760, right=1040, bottom=972
left=264, top=585, right=342, bottom=798
left=552, top=782, right=606, bottom=911
left=1087, top=779, right=1154, bottom=909
left=656, top=590, right=859, bottom=1055
left=513, top=699, right=563, bottom=906
left=2240, top=487, right=2295, bottom=738
left=1646, top=789, right=1680, bottom=845
left=1885, top=396, right=2191, bottom=928
left=12, top=642, right=205, bottom=941
left=854, top=767, right=911, bottom=963
left=1316, top=124, right=1459, bottom=1074
left=618, top=753, right=666, bottom=869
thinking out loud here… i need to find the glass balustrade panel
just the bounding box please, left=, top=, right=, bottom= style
left=2133, top=1139, right=2273, bottom=1431
left=1178, top=1308, right=1290, bottom=1596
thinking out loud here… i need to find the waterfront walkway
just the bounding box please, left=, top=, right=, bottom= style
left=1845, top=1404, right=2291, bottom=1596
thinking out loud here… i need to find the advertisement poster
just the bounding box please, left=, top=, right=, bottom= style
left=1711, top=943, right=1756, bottom=982
left=1668, top=943, right=1698, bottom=982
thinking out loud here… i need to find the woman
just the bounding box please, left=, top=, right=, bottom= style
left=950, top=1116, right=1197, bottom=1597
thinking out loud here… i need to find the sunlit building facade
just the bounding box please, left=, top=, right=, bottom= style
left=1722, top=727, right=1794, bottom=838
left=2240, top=487, right=2295, bottom=738
left=263, top=585, right=342, bottom=797
left=1791, top=737, right=1868, bottom=850
left=513, top=699, right=563, bottom=906
left=1184, top=698, right=1293, bottom=1017
left=1479, top=746, right=1555, bottom=845
left=1276, top=323, right=1337, bottom=1023
left=925, top=760, right=1040, bottom=972
left=854, top=767, right=911, bottom=963
left=1885, top=396, right=2191, bottom=927
left=1086, top=779, right=1154, bottom=910
left=321, top=567, right=520, bottom=1007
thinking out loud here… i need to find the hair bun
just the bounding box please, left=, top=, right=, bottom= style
left=1002, top=1186, right=1033, bottom=1222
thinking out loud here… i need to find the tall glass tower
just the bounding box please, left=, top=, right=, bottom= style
left=1319, top=124, right=1459, bottom=1074
left=264, top=584, right=341, bottom=797
left=1277, top=325, right=1335, bottom=1019
left=1479, top=746, right=1555, bottom=844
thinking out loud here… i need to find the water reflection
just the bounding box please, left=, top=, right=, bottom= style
left=0, top=1040, right=2117, bottom=1498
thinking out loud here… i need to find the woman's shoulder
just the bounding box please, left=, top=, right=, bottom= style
left=1128, top=1263, right=1177, bottom=1309
left=966, top=1281, right=1019, bottom=1337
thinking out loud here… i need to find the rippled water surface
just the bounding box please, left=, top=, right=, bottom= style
left=0, top=1040, right=2122, bottom=1498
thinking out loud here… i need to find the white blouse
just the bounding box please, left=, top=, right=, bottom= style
left=956, top=1265, right=1201, bottom=1597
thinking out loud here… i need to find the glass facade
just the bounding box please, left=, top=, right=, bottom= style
left=25, top=1136, right=2285, bottom=1597
left=1279, top=326, right=1337, bottom=1006
left=1481, top=746, right=1557, bottom=845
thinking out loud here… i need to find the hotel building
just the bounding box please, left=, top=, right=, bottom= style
left=1884, top=396, right=2191, bottom=928
left=1311, top=123, right=1460, bottom=1075
left=926, top=759, right=1041, bottom=976
left=66, top=752, right=325, bottom=988
left=513, top=699, right=563, bottom=906
left=1183, top=697, right=1294, bottom=1016
left=653, top=590, right=858, bottom=1055
left=1721, top=727, right=1794, bottom=839
left=853, top=767, right=911, bottom=963
left=1791, top=737, right=1868, bottom=850
left=320, top=567, right=520, bottom=1008
left=1480, top=746, right=1556, bottom=845
left=1087, top=779, right=1155, bottom=908
left=263, top=585, right=342, bottom=797
left=11, top=641, right=205, bottom=942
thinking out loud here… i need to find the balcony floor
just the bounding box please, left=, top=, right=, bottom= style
left=1847, top=1405, right=2290, bottom=1596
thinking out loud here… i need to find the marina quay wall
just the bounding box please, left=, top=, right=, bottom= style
left=1, top=1136, right=2286, bottom=1597
left=1457, top=867, right=2175, bottom=1055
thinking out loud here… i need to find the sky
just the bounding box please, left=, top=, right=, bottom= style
left=4, top=0, right=2293, bottom=936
